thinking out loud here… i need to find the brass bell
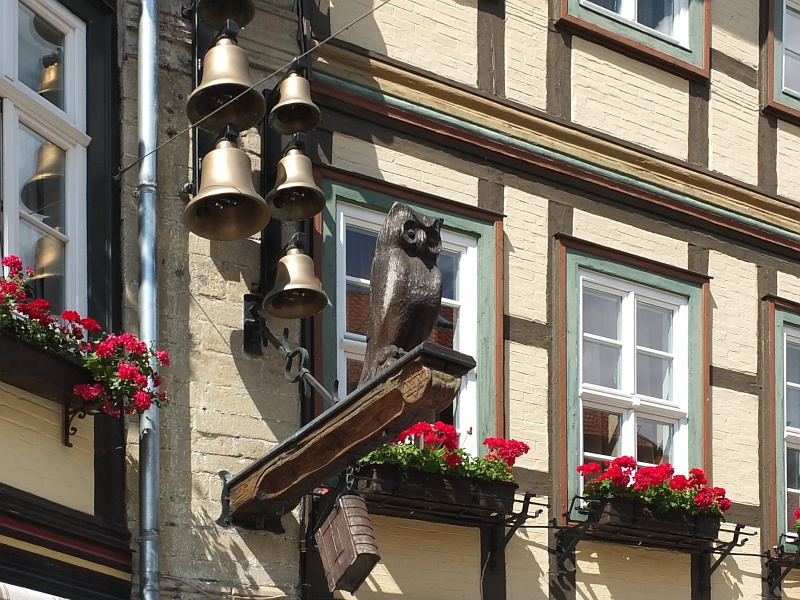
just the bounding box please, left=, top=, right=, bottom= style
left=266, top=149, right=325, bottom=221
left=184, top=127, right=270, bottom=240
left=186, top=28, right=266, bottom=133
left=38, top=53, right=62, bottom=106
left=196, top=0, right=255, bottom=29
left=268, top=72, right=321, bottom=135
left=31, top=233, right=64, bottom=280
left=20, top=141, right=64, bottom=223
left=264, top=246, right=329, bottom=319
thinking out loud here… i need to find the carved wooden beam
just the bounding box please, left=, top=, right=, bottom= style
left=224, top=342, right=475, bottom=531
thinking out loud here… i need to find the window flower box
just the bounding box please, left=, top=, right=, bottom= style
left=0, top=328, right=92, bottom=407
left=585, top=497, right=720, bottom=551
left=356, top=463, right=517, bottom=527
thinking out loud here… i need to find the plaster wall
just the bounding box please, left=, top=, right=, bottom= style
left=779, top=271, right=800, bottom=301
left=777, top=121, right=800, bottom=204
left=710, top=530, right=763, bottom=600
left=570, top=38, right=689, bottom=160
left=331, top=134, right=480, bottom=206
left=504, top=184, right=549, bottom=324
left=328, top=0, right=478, bottom=87
left=572, top=209, right=689, bottom=269
left=710, top=0, right=760, bottom=70
left=711, top=387, right=760, bottom=506
left=575, top=542, right=691, bottom=598
left=506, top=342, right=548, bottom=474
left=709, top=251, right=758, bottom=374
left=504, top=0, right=548, bottom=112
left=0, top=384, right=93, bottom=514
left=354, top=516, right=482, bottom=599
left=708, top=70, right=760, bottom=186
left=505, top=519, right=550, bottom=600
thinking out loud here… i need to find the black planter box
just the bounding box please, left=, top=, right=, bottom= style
left=0, top=329, right=91, bottom=407
left=356, top=463, right=517, bottom=527
left=585, top=497, right=720, bottom=552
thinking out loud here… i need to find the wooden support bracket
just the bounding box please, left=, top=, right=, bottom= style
left=224, top=342, right=475, bottom=532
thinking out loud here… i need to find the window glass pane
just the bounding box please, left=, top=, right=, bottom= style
left=345, top=226, right=376, bottom=280
left=787, top=5, right=800, bottom=54
left=585, top=0, right=620, bottom=12
left=636, top=302, right=672, bottom=352
left=582, top=288, right=620, bottom=339
left=788, top=342, right=800, bottom=384
left=439, top=249, right=458, bottom=301
left=789, top=490, right=800, bottom=534
left=786, top=51, right=800, bottom=95
left=582, top=339, right=620, bottom=388
left=345, top=281, right=370, bottom=336
left=19, top=220, right=65, bottom=314
left=19, top=126, right=65, bottom=230
left=637, top=418, right=673, bottom=464
left=636, top=352, right=672, bottom=400
left=788, top=386, right=800, bottom=428
left=789, top=448, right=800, bottom=491
left=431, top=305, right=457, bottom=348
left=346, top=358, right=364, bottom=395
left=583, top=407, right=621, bottom=457
left=18, top=3, right=65, bottom=109
left=637, top=0, right=674, bottom=36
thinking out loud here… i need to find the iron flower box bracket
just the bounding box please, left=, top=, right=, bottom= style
left=0, top=329, right=94, bottom=447
left=556, top=496, right=753, bottom=592
left=218, top=342, right=475, bottom=532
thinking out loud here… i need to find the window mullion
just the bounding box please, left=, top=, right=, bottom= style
left=2, top=101, right=20, bottom=264
left=621, top=289, right=636, bottom=394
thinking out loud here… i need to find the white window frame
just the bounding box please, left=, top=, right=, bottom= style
left=335, top=203, right=480, bottom=454
left=785, top=327, right=800, bottom=538
left=0, top=0, right=88, bottom=315
left=578, top=270, right=690, bottom=473
left=783, top=0, right=800, bottom=98
left=580, top=0, right=690, bottom=47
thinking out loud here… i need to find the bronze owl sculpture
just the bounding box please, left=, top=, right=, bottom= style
left=359, top=203, right=444, bottom=384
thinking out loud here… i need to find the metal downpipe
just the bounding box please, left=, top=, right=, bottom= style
left=137, top=0, right=160, bottom=598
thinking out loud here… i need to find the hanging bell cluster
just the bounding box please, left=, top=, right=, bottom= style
left=183, top=0, right=328, bottom=319
left=260, top=68, right=327, bottom=318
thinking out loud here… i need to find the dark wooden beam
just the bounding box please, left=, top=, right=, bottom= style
left=226, top=342, right=475, bottom=531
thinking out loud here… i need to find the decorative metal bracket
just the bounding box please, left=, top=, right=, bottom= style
left=242, top=293, right=337, bottom=405
left=767, top=544, right=800, bottom=598
left=216, top=470, right=233, bottom=527
left=63, top=404, right=89, bottom=447
left=555, top=495, right=754, bottom=581
left=698, top=523, right=750, bottom=592
left=489, top=492, right=546, bottom=571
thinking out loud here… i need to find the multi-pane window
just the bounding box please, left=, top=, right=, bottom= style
left=583, top=0, right=689, bottom=44
left=336, top=203, right=479, bottom=453
left=785, top=329, right=800, bottom=535
left=0, top=0, right=88, bottom=314
left=784, top=0, right=800, bottom=96
left=579, top=270, right=689, bottom=473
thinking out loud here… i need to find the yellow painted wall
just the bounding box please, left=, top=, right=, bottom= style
left=353, top=516, right=482, bottom=599
left=0, top=383, right=94, bottom=514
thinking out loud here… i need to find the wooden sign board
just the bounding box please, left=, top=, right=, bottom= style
left=223, top=342, right=475, bottom=531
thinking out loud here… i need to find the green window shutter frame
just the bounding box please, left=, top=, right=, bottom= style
left=321, top=180, right=497, bottom=448
left=564, top=248, right=704, bottom=504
